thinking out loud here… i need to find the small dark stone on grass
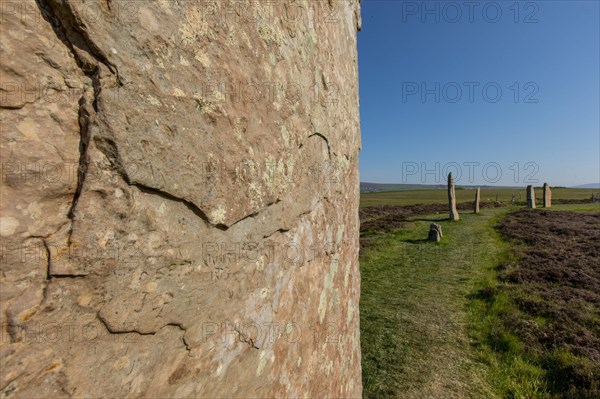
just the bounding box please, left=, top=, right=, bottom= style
left=428, top=223, right=443, bottom=242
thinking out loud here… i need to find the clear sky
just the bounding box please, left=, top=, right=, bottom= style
left=358, top=0, right=600, bottom=187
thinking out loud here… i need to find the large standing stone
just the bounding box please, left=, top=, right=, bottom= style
left=0, top=1, right=363, bottom=397
left=428, top=223, right=443, bottom=242
left=543, top=183, right=552, bottom=208
left=448, top=173, right=460, bottom=220
left=474, top=188, right=481, bottom=213
left=527, top=185, right=536, bottom=208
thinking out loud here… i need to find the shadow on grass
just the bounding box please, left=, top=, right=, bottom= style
left=411, top=217, right=449, bottom=222
left=403, top=238, right=430, bottom=244
left=467, top=286, right=497, bottom=302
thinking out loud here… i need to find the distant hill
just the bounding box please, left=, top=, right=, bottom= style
left=360, top=182, right=445, bottom=192
left=570, top=183, right=600, bottom=189
left=360, top=182, right=522, bottom=193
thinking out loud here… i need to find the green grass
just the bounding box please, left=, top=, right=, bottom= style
left=359, top=202, right=599, bottom=398
left=360, top=188, right=597, bottom=207
left=467, top=203, right=600, bottom=399
left=360, top=207, right=511, bottom=398
left=464, top=211, right=552, bottom=399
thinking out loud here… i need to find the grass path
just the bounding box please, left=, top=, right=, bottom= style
left=360, top=207, right=511, bottom=399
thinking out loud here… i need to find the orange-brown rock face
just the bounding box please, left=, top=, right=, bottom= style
left=0, top=1, right=362, bottom=397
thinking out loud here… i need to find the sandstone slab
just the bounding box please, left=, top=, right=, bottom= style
left=448, top=173, right=459, bottom=221
left=474, top=187, right=480, bottom=214
left=543, top=183, right=552, bottom=208
left=527, top=185, right=536, bottom=209
left=0, top=1, right=363, bottom=397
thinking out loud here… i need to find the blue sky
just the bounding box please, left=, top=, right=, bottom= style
left=358, top=0, right=600, bottom=187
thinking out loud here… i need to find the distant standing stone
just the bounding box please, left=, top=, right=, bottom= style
left=448, top=173, right=460, bottom=221
left=474, top=187, right=481, bottom=213
left=428, top=223, right=443, bottom=242
left=495, top=194, right=499, bottom=202
left=543, top=183, right=552, bottom=208
left=511, top=193, right=516, bottom=203
left=527, top=185, right=536, bottom=208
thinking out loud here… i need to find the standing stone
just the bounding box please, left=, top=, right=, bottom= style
left=543, top=183, right=552, bottom=208
left=474, top=188, right=481, bottom=213
left=527, top=185, right=536, bottom=208
left=0, top=1, right=363, bottom=398
left=448, top=173, right=460, bottom=221
left=495, top=194, right=499, bottom=202
left=511, top=193, right=516, bottom=203
left=428, top=223, right=443, bottom=242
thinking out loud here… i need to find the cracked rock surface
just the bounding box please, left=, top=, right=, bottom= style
left=1, top=0, right=362, bottom=397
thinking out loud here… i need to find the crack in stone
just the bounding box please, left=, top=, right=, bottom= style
left=298, top=198, right=325, bottom=219
left=47, top=273, right=88, bottom=279
left=132, top=183, right=225, bottom=231
left=94, top=137, right=289, bottom=231
left=37, top=0, right=121, bottom=80
left=308, top=132, right=331, bottom=159
left=36, top=0, right=120, bottom=249
left=31, top=0, right=190, bottom=357
left=41, top=238, right=53, bottom=280
left=96, top=314, right=190, bottom=351
left=263, top=228, right=290, bottom=239
left=227, top=199, right=282, bottom=229
left=68, top=90, right=92, bottom=221
left=24, top=221, right=73, bottom=280
left=93, top=136, right=234, bottom=230
left=235, top=325, right=260, bottom=350
left=132, top=186, right=287, bottom=232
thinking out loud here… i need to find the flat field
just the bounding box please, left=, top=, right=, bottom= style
left=360, top=188, right=597, bottom=208
left=359, top=196, right=600, bottom=398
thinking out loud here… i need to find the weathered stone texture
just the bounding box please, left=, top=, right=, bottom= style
left=474, top=187, right=480, bottom=214
left=543, top=183, right=551, bottom=208
left=428, top=223, right=442, bottom=242
left=0, top=0, right=362, bottom=397
left=448, top=173, right=459, bottom=221
left=527, top=185, right=536, bottom=209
